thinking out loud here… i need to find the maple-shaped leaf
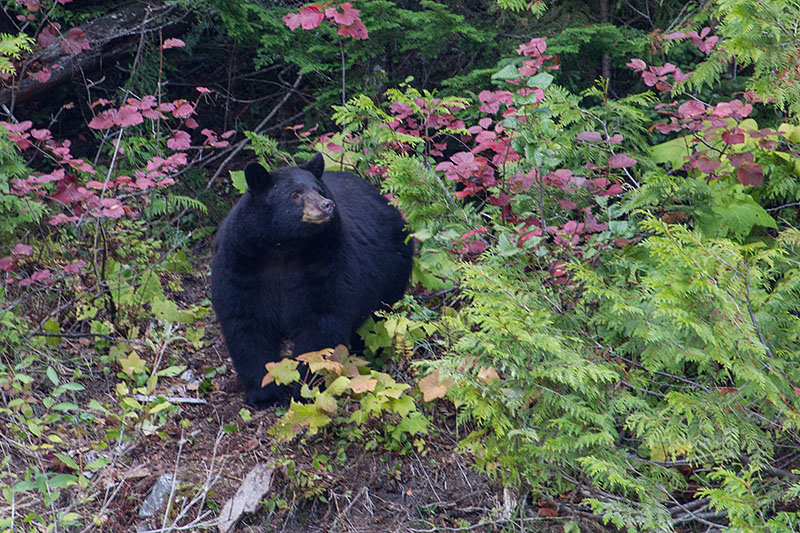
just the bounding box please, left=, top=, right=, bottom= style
left=418, top=369, right=453, bottom=402
left=37, top=23, right=60, bottom=48
left=167, top=130, right=191, bottom=150
left=0, top=257, right=13, bottom=272
left=88, top=111, right=116, bottom=130
left=1, top=120, right=32, bottom=133
left=677, top=99, right=706, bottom=118
left=31, top=128, right=51, bottom=141
left=51, top=175, right=86, bottom=205
left=262, top=358, right=300, bottom=387
left=625, top=58, right=646, bottom=72
left=608, top=153, right=637, bottom=168
left=161, top=38, right=185, bottom=50
left=119, top=350, right=147, bottom=375
left=21, top=0, right=40, bottom=11
left=314, top=391, right=338, bottom=414
left=348, top=374, right=377, bottom=394
left=287, top=5, right=325, bottom=30
left=173, top=102, right=194, bottom=119
left=737, top=162, right=763, bottom=186
left=115, top=106, right=143, bottom=127
left=326, top=2, right=360, bottom=25
left=60, top=27, right=90, bottom=55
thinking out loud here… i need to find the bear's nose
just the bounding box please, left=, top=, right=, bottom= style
left=320, top=199, right=335, bottom=214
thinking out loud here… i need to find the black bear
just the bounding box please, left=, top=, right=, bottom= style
left=210, top=153, right=414, bottom=408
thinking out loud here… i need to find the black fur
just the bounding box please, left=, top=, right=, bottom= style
left=210, top=153, right=414, bottom=408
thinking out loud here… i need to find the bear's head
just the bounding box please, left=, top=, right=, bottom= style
left=239, top=153, right=337, bottom=249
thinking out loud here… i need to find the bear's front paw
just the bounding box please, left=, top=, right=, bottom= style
left=244, top=383, right=289, bottom=410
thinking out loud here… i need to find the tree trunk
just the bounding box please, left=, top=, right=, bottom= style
left=1, top=2, right=185, bottom=111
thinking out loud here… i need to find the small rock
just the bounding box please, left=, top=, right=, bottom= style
left=218, top=464, right=275, bottom=533
left=180, top=368, right=200, bottom=385
left=138, top=473, right=176, bottom=518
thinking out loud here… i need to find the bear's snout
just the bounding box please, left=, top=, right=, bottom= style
left=320, top=199, right=335, bottom=215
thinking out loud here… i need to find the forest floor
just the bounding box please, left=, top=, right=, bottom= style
left=66, top=259, right=517, bottom=533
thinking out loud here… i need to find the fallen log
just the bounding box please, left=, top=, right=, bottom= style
left=1, top=2, right=186, bottom=110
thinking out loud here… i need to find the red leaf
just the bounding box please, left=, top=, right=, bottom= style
left=33, top=68, right=52, bottom=82
left=196, top=86, right=211, bottom=94
left=283, top=12, right=303, bottom=30
left=88, top=110, right=116, bottom=130
left=337, top=20, right=368, bottom=39
left=21, top=0, right=39, bottom=11
left=625, top=58, right=646, bottom=72
left=173, top=102, right=194, bottom=119
left=1, top=120, right=32, bottom=133
left=677, top=100, right=706, bottom=118
left=664, top=31, right=689, bottom=40
left=516, top=38, right=547, bottom=58
left=736, top=163, right=763, bottom=186
left=722, top=129, right=745, bottom=145
left=12, top=243, right=33, bottom=257
left=607, top=133, right=624, bottom=144
left=30, top=269, right=51, bottom=283
left=692, top=156, right=720, bottom=174
left=48, top=213, right=79, bottom=225
left=31, top=128, right=51, bottom=140
left=576, top=131, right=603, bottom=142
left=114, top=106, right=143, bottom=128
left=325, top=3, right=360, bottom=26
left=0, top=257, right=12, bottom=272
left=297, top=5, right=325, bottom=30
left=161, top=38, right=185, bottom=50
left=37, top=23, right=60, bottom=48
left=64, top=260, right=86, bottom=275
left=98, top=198, right=125, bottom=218
left=60, top=27, right=89, bottom=55
left=167, top=130, right=191, bottom=150
left=727, top=152, right=754, bottom=167
left=608, top=153, right=637, bottom=168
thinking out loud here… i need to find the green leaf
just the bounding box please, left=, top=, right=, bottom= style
left=526, top=72, right=554, bottom=89
left=491, top=64, right=520, bottom=80
left=46, top=366, right=59, bottom=386
left=230, top=170, right=247, bottom=194
left=43, top=318, right=60, bottom=348
left=264, top=358, right=300, bottom=386
left=54, top=453, right=79, bottom=471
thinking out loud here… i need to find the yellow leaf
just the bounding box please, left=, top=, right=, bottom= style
left=477, top=366, right=500, bottom=383
left=418, top=369, right=452, bottom=402
left=349, top=375, right=377, bottom=394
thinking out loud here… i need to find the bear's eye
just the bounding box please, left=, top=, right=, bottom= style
left=291, top=190, right=302, bottom=201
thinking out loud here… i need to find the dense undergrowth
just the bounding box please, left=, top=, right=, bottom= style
left=1, top=0, right=800, bottom=531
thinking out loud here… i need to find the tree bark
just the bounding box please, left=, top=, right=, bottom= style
left=1, top=2, right=185, bottom=111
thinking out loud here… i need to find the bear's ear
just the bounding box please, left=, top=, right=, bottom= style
left=244, top=162, right=272, bottom=192
left=302, top=152, right=325, bottom=180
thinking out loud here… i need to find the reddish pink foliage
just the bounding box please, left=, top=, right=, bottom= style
left=325, top=2, right=360, bottom=25
left=37, top=23, right=60, bottom=48
left=0, top=257, right=13, bottom=272
left=737, top=163, right=763, bottom=186
left=692, top=156, right=720, bottom=174
left=721, top=129, right=745, bottom=145
left=196, top=86, right=211, bottom=94
left=728, top=152, right=754, bottom=167
left=284, top=4, right=326, bottom=30
left=12, top=243, right=33, bottom=257
left=64, top=260, right=86, bottom=275
left=162, top=38, right=185, bottom=50
left=478, top=90, right=513, bottom=114
left=167, top=130, right=191, bottom=150
left=677, top=100, right=706, bottom=118
left=48, top=214, right=79, bottom=225
left=576, top=131, right=603, bottom=142
left=338, top=21, right=368, bottom=39
left=88, top=110, right=116, bottom=130
left=60, top=28, right=90, bottom=55
left=115, top=106, right=143, bottom=127
left=173, top=102, right=195, bottom=119
left=608, top=153, right=637, bottom=169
